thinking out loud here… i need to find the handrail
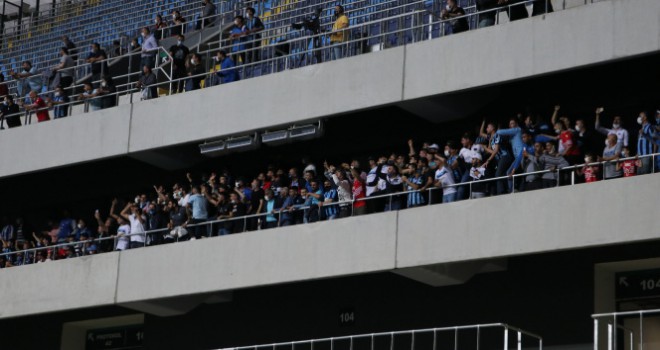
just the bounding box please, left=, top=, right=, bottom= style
left=0, top=0, right=222, bottom=71
left=215, top=323, right=542, bottom=350
left=592, top=309, right=660, bottom=319
left=2, top=0, right=212, bottom=40
left=0, top=0, right=607, bottom=125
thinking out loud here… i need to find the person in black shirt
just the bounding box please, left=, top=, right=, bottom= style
left=501, top=0, right=529, bottom=22
left=531, top=0, right=553, bottom=16
left=227, top=192, right=247, bottom=233
left=169, top=34, right=190, bottom=93
left=441, top=0, right=469, bottom=34
left=0, top=95, right=20, bottom=129
left=86, top=43, right=108, bottom=83
left=171, top=10, right=187, bottom=37
left=476, top=0, right=498, bottom=27
left=98, top=75, right=117, bottom=109
left=185, top=53, right=205, bottom=91
left=244, top=7, right=265, bottom=64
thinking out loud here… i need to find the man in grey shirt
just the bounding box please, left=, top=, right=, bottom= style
left=197, top=0, right=217, bottom=29
left=601, top=134, right=622, bottom=179
left=53, top=47, right=75, bottom=90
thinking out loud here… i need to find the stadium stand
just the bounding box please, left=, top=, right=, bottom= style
left=1, top=0, right=659, bottom=349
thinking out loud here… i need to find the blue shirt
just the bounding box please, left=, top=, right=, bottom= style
left=310, top=190, right=323, bottom=205
left=58, top=218, right=75, bottom=240
left=0, top=225, right=14, bottom=241
left=230, top=25, right=247, bottom=53
left=265, top=199, right=277, bottom=222
left=188, top=194, right=208, bottom=219
left=406, top=175, right=425, bottom=207
left=218, top=57, right=239, bottom=83
left=446, top=154, right=463, bottom=182
left=490, top=134, right=510, bottom=159
left=323, top=188, right=338, bottom=217
left=496, top=127, right=523, bottom=157
left=53, top=95, right=69, bottom=118
left=638, top=123, right=654, bottom=155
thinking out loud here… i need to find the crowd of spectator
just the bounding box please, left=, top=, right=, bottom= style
left=0, top=1, right=249, bottom=128
left=1, top=104, right=659, bottom=268
left=0, top=0, right=562, bottom=129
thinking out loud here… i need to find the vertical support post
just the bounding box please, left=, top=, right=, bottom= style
left=614, top=315, right=618, bottom=350
left=571, top=170, right=575, bottom=185
left=594, top=319, right=599, bottom=350
left=411, top=331, right=415, bottom=350
left=504, top=327, right=509, bottom=350
left=639, top=313, right=644, bottom=350
left=608, top=323, right=613, bottom=350
left=517, top=331, right=522, bottom=350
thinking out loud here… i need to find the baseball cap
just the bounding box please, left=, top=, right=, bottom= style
left=428, top=144, right=439, bottom=150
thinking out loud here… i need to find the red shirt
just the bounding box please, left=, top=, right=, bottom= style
left=622, top=160, right=637, bottom=177
left=560, top=131, right=579, bottom=156
left=352, top=179, right=366, bottom=208
left=584, top=166, right=598, bottom=183
left=33, top=97, right=50, bottom=122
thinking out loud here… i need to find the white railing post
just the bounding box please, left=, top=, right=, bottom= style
left=594, top=319, right=599, bottom=350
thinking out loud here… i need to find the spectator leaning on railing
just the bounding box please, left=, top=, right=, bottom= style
left=9, top=61, right=41, bottom=98
left=136, top=65, right=158, bottom=100
left=21, top=90, right=50, bottom=123
left=0, top=95, right=20, bottom=129
left=86, top=43, right=108, bottom=83
left=3, top=101, right=660, bottom=268
left=441, top=0, right=469, bottom=34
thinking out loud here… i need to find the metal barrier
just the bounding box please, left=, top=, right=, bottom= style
left=212, top=324, right=542, bottom=350
left=592, top=309, right=660, bottom=350
left=0, top=0, right=602, bottom=126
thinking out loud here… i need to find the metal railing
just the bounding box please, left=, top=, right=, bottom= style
left=1, top=151, right=658, bottom=266
left=592, top=309, right=660, bottom=350
left=0, top=0, right=593, bottom=123
left=0, top=0, right=221, bottom=73
left=213, top=324, right=542, bottom=350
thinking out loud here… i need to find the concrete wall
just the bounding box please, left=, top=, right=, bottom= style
left=0, top=0, right=658, bottom=178
left=1, top=173, right=658, bottom=320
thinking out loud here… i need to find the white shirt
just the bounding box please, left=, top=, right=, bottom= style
left=595, top=122, right=629, bottom=147
left=116, top=224, right=130, bottom=250
left=128, top=214, right=146, bottom=242
left=459, top=144, right=484, bottom=163
left=435, top=167, right=457, bottom=195
left=366, top=167, right=378, bottom=196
